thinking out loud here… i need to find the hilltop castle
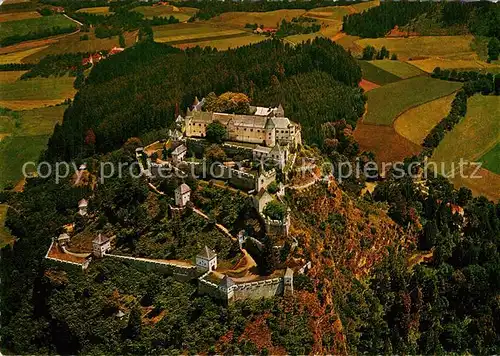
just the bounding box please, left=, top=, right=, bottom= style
left=183, top=99, right=301, bottom=149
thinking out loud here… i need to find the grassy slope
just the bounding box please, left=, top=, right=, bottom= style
left=363, top=76, right=462, bottom=126
left=0, top=76, right=76, bottom=109
left=368, top=60, right=424, bottom=79
left=357, top=60, right=401, bottom=85
left=480, top=144, right=500, bottom=175
left=431, top=95, right=500, bottom=171
left=0, top=105, right=66, bottom=189
left=394, top=93, right=456, bottom=145
left=0, top=15, right=75, bottom=41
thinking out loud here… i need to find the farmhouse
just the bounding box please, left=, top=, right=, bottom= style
left=183, top=101, right=301, bottom=148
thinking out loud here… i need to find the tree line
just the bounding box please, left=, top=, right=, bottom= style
left=342, top=1, right=500, bottom=39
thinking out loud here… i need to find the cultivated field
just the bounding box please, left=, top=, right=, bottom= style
left=0, top=45, right=49, bottom=63
left=0, top=70, right=28, bottom=83
left=174, top=33, right=265, bottom=50
left=368, top=60, right=424, bottom=79
left=76, top=7, right=112, bottom=15
left=21, top=30, right=137, bottom=62
left=0, top=10, right=40, bottom=22
left=353, top=123, right=421, bottom=164
left=409, top=58, right=500, bottom=73
left=208, top=9, right=306, bottom=29
left=133, top=5, right=198, bottom=21
left=304, top=6, right=351, bottom=21
left=0, top=105, right=66, bottom=189
left=363, top=77, right=462, bottom=126
left=0, top=15, right=75, bottom=42
left=394, top=93, right=456, bottom=145
left=431, top=95, right=500, bottom=172
left=358, top=60, right=401, bottom=85
left=0, top=76, right=76, bottom=110
left=430, top=95, right=499, bottom=200
left=356, top=35, right=475, bottom=61
left=153, top=22, right=249, bottom=45
left=480, top=144, right=500, bottom=175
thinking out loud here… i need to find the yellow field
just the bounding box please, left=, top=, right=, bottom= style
left=304, top=6, right=351, bottom=21
left=0, top=45, right=48, bottom=64
left=208, top=9, right=306, bottom=29
left=351, top=0, right=380, bottom=12
left=0, top=70, right=27, bottom=83
left=153, top=22, right=246, bottom=44
left=394, top=93, right=456, bottom=145
left=133, top=5, right=197, bottom=21
left=0, top=11, right=40, bottom=22
left=409, top=58, right=500, bottom=73
left=76, top=7, right=112, bottom=15
left=174, top=33, right=266, bottom=50
left=356, top=35, right=475, bottom=60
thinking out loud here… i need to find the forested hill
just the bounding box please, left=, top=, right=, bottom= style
left=342, top=1, right=500, bottom=38
left=46, top=38, right=362, bottom=161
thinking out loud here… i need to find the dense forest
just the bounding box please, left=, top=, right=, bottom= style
left=46, top=38, right=362, bottom=160
left=343, top=1, right=500, bottom=38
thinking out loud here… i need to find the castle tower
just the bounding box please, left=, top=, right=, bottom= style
left=284, top=267, right=294, bottom=296
left=196, top=246, right=217, bottom=272
left=264, top=118, right=276, bottom=147
left=93, top=234, right=111, bottom=258
left=219, top=275, right=235, bottom=302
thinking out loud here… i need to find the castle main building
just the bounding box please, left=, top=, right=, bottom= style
left=184, top=101, right=301, bottom=148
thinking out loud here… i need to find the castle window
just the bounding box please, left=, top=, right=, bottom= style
left=250, top=129, right=253, bottom=132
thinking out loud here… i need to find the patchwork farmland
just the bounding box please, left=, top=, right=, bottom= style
left=430, top=95, right=500, bottom=200
left=363, top=76, right=462, bottom=126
